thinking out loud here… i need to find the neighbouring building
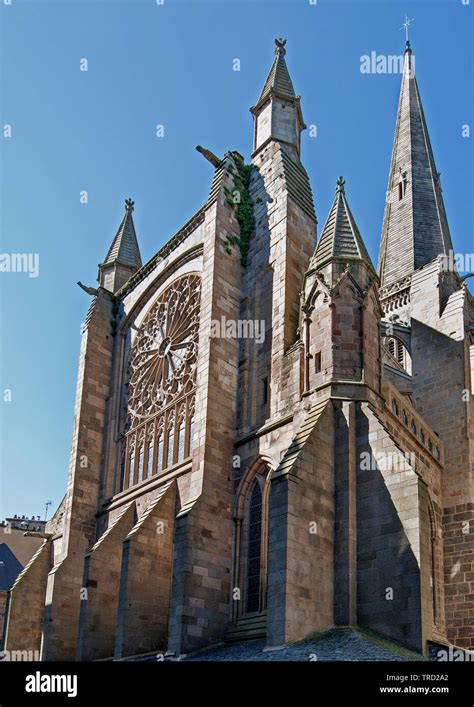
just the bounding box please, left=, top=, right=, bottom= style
left=0, top=516, right=46, bottom=647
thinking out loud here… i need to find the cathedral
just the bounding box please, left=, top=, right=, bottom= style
left=4, top=38, right=473, bottom=660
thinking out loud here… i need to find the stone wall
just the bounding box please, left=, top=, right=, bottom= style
left=167, top=154, right=242, bottom=654
left=443, top=504, right=474, bottom=650
left=410, top=261, right=474, bottom=648
left=76, top=503, right=136, bottom=660
left=42, top=288, right=115, bottom=660
left=356, top=403, right=426, bottom=651
left=267, top=401, right=334, bottom=646
left=115, top=484, right=175, bottom=658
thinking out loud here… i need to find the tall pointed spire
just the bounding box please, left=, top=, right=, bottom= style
left=311, top=177, right=375, bottom=272
left=250, top=39, right=305, bottom=159
left=99, top=198, right=142, bottom=293
left=378, top=42, right=453, bottom=294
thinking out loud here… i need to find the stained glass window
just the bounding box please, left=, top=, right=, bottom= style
left=166, top=430, right=174, bottom=468
left=146, top=440, right=154, bottom=478
left=188, top=417, right=195, bottom=456
left=178, top=421, right=185, bottom=462
left=246, top=481, right=262, bottom=613
left=128, top=450, right=135, bottom=488
left=157, top=436, right=163, bottom=474
left=137, top=446, right=144, bottom=483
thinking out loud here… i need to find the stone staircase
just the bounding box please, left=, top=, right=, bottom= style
left=225, top=612, right=267, bottom=642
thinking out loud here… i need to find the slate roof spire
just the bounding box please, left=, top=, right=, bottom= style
left=102, top=198, right=142, bottom=271
left=99, top=199, right=142, bottom=293
left=310, top=177, right=375, bottom=272
left=257, top=38, right=296, bottom=105
left=377, top=42, right=453, bottom=291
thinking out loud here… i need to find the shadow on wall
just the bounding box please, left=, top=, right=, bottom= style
left=236, top=164, right=273, bottom=435
left=355, top=405, right=422, bottom=652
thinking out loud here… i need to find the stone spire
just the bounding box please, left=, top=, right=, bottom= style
left=310, top=177, right=375, bottom=273
left=250, top=38, right=305, bottom=159
left=99, top=198, right=142, bottom=293
left=377, top=42, right=453, bottom=293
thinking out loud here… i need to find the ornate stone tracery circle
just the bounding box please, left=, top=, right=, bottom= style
left=127, top=274, right=201, bottom=425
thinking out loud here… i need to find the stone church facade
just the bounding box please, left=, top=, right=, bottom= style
left=4, top=39, right=473, bottom=660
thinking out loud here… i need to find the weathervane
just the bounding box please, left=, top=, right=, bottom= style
left=400, top=15, right=415, bottom=44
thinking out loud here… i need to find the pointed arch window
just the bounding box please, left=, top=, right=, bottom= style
left=166, top=431, right=174, bottom=467
left=137, top=445, right=144, bottom=484
left=119, top=446, right=126, bottom=491
left=157, top=434, right=164, bottom=474
left=233, top=464, right=272, bottom=621
left=177, top=419, right=185, bottom=462
left=247, top=480, right=263, bottom=613
left=188, top=415, right=195, bottom=456
left=128, top=448, right=135, bottom=488
left=384, top=336, right=412, bottom=375
left=146, top=439, right=154, bottom=478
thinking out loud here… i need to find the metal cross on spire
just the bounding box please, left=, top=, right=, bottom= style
left=400, top=15, right=415, bottom=44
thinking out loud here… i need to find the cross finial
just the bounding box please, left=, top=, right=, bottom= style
left=400, top=15, right=415, bottom=46
left=336, top=176, right=345, bottom=193
left=275, top=38, right=286, bottom=56
left=125, top=198, right=135, bottom=212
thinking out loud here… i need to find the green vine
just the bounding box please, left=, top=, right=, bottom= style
left=224, top=154, right=255, bottom=266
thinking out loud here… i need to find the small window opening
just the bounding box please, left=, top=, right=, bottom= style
left=262, top=377, right=268, bottom=405
left=398, top=173, right=408, bottom=200
left=314, top=351, right=322, bottom=374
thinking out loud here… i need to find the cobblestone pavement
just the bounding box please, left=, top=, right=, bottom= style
left=184, top=628, right=421, bottom=662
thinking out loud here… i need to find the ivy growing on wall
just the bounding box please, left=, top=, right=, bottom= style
left=224, top=153, right=256, bottom=266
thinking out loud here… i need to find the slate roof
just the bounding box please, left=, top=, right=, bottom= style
left=377, top=44, right=453, bottom=289
left=102, top=199, right=142, bottom=270
left=311, top=178, right=375, bottom=271
left=0, top=543, right=23, bottom=591
left=280, top=149, right=316, bottom=221
left=258, top=41, right=296, bottom=104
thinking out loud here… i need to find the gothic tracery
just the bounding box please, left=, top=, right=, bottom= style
left=122, top=274, right=201, bottom=489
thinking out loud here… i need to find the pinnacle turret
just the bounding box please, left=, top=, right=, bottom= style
left=250, top=39, right=305, bottom=159
left=310, top=178, right=375, bottom=273
left=99, top=199, right=142, bottom=293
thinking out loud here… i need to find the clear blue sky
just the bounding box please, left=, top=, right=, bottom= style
left=0, top=0, right=472, bottom=520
